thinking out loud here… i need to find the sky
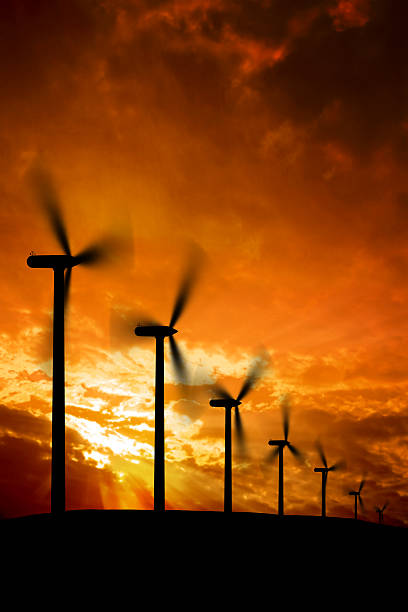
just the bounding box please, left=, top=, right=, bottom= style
left=1, top=0, right=408, bottom=526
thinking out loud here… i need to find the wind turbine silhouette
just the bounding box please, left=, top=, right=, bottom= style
left=313, top=441, right=345, bottom=517
left=27, top=167, right=114, bottom=516
left=267, top=396, right=304, bottom=517
left=375, top=502, right=388, bottom=524
left=209, top=353, right=268, bottom=513
left=348, top=478, right=365, bottom=520
left=135, top=253, right=202, bottom=512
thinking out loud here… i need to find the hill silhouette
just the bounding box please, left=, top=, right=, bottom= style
left=1, top=510, right=405, bottom=600
left=2, top=509, right=405, bottom=552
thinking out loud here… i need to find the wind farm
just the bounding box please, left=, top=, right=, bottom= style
left=1, top=1, right=408, bottom=575
left=2, top=178, right=406, bottom=537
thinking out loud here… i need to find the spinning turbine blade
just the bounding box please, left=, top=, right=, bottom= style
left=212, top=383, right=233, bottom=401
left=169, top=247, right=203, bottom=328
left=169, top=335, right=188, bottom=383
left=266, top=446, right=279, bottom=463
left=31, top=166, right=72, bottom=256
left=234, top=406, right=246, bottom=456
left=282, top=396, right=290, bottom=441
left=236, top=350, right=268, bottom=402
left=110, top=306, right=160, bottom=349
left=288, top=443, right=303, bottom=462
left=316, top=440, right=328, bottom=468
left=359, top=478, right=365, bottom=493
left=358, top=495, right=364, bottom=511
left=74, top=240, right=111, bottom=266
left=330, top=460, right=346, bottom=472
left=64, top=267, right=72, bottom=309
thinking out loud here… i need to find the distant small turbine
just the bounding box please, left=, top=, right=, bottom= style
left=267, top=396, right=304, bottom=517
left=348, top=478, right=365, bottom=520
left=375, top=502, right=388, bottom=524
left=209, top=352, right=268, bottom=513
left=313, top=441, right=345, bottom=518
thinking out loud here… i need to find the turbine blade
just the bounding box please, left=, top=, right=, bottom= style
left=236, top=349, right=269, bottom=402
left=74, top=240, right=111, bottom=266
left=330, top=460, right=346, bottom=472
left=234, top=406, right=246, bottom=457
left=64, top=267, right=72, bottom=310
left=316, top=440, right=328, bottom=468
left=358, top=495, right=364, bottom=512
left=37, top=311, right=53, bottom=370
left=359, top=478, right=366, bottom=493
left=288, top=443, right=304, bottom=463
left=30, top=166, right=72, bottom=256
left=169, top=335, right=188, bottom=383
left=169, top=246, right=203, bottom=328
left=266, top=447, right=280, bottom=464
left=281, top=395, right=290, bottom=441
left=109, top=306, right=160, bottom=350
left=212, top=382, right=233, bottom=401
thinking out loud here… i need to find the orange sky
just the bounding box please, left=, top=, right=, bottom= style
left=1, top=0, right=408, bottom=525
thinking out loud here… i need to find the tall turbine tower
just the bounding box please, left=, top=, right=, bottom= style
left=267, top=396, right=304, bottom=516
left=135, top=252, right=202, bottom=512
left=313, top=441, right=345, bottom=517
left=27, top=167, right=114, bottom=516
left=209, top=353, right=268, bottom=513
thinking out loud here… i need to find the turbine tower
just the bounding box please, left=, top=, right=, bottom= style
left=375, top=502, right=388, bottom=524
left=348, top=478, right=365, bottom=520
left=267, top=396, right=304, bottom=517
left=135, top=251, right=202, bottom=512
left=209, top=353, right=267, bottom=513
left=27, top=167, right=113, bottom=516
left=313, top=441, right=345, bottom=517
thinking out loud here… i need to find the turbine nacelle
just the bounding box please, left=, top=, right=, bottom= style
left=135, top=325, right=178, bottom=338
left=314, top=465, right=336, bottom=473
left=268, top=439, right=288, bottom=447
left=27, top=254, right=81, bottom=269
left=209, top=398, right=242, bottom=409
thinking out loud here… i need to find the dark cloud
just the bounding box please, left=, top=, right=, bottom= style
left=0, top=434, right=50, bottom=517
left=250, top=0, right=408, bottom=159
left=0, top=403, right=51, bottom=440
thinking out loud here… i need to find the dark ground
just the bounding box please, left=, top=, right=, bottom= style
left=1, top=510, right=405, bottom=601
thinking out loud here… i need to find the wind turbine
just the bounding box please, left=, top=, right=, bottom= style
left=267, top=396, right=304, bottom=517
left=313, top=441, right=345, bottom=517
left=209, top=353, right=268, bottom=513
left=348, top=477, right=365, bottom=520
left=135, top=251, right=202, bottom=512
left=375, top=502, right=388, bottom=524
left=27, top=167, right=114, bottom=516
